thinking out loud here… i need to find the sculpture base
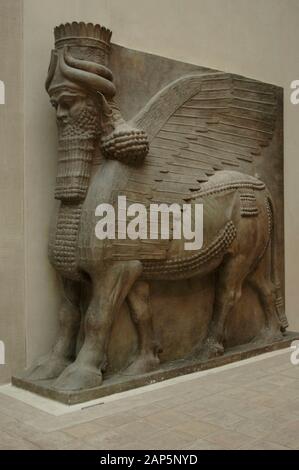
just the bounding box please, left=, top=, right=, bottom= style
left=12, top=332, right=299, bottom=405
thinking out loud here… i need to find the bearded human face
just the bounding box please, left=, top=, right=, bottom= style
left=50, top=87, right=100, bottom=138
left=46, top=46, right=148, bottom=203
left=49, top=86, right=101, bottom=202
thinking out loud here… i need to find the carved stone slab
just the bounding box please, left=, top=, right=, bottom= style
left=13, top=332, right=299, bottom=405
left=13, top=23, right=290, bottom=402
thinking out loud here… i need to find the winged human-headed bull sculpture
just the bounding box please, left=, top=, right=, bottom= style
left=23, top=23, right=287, bottom=392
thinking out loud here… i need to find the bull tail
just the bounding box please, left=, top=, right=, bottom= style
left=266, top=193, right=288, bottom=331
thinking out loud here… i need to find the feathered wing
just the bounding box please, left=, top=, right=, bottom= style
left=129, top=72, right=277, bottom=204
left=105, top=72, right=278, bottom=261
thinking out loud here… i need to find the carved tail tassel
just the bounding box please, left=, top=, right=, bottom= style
left=266, top=195, right=288, bottom=330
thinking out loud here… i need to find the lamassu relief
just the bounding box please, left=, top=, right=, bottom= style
left=13, top=22, right=291, bottom=403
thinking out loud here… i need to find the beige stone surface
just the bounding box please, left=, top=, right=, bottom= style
left=0, top=350, right=298, bottom=449
left=1, top=0, right=299, bottom=381
left=0, top=0, right=25, bottom=384
left=21, top=0, right=299, bottom=369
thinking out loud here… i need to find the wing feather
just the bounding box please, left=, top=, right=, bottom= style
left=131, top=72, right=277, bottom=203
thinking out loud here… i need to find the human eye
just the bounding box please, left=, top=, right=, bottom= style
left=62, top=96, right=76, bottom=107
left=50, top=100, right=58, bottom=109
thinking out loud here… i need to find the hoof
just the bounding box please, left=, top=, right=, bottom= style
left=252, top=328, right=283, bottom=345
left=198, top=337, right=224, bottom=360
left=22, top=354, right=71, bottom=381
left=123, top=354, right=160, bottom=376
left=271, top=331, right=284, bottom=342
left=53, top=363, right=103, bottom=391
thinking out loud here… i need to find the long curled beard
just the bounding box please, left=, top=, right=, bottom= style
left=55, top=108, right=99, bottom=202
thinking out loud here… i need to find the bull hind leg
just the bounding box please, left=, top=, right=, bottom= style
left=200, top=255, right=249, bottom=359
left=249, top=257, right=283, bottom=343
left=124, top=280, right=160, bottom=375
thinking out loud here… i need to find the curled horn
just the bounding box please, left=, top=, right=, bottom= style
left=45, top=50, right=58, bottom=91
left=63, top=49, right=113, bottom=81
left=59, top=46, right=116, bottom=98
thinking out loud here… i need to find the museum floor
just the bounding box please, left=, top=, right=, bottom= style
left=0, top=349, right=298, bottom=450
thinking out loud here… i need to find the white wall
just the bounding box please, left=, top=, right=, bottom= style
left=0, top=0, right=25, bottom=383
left=22, top=0, right=299, bottom=366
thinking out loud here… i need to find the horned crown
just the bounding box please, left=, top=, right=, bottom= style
left=46, top=21, right=149, bottom=165
left=54, top=22, right=112, bottom=48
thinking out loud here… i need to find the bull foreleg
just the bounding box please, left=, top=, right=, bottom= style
left=53, top=261, right=142, bottom=391
left=24, top=278, right=81, bottom=380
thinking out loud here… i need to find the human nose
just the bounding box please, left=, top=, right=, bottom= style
left=56, top=104, right=68, bottom=121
